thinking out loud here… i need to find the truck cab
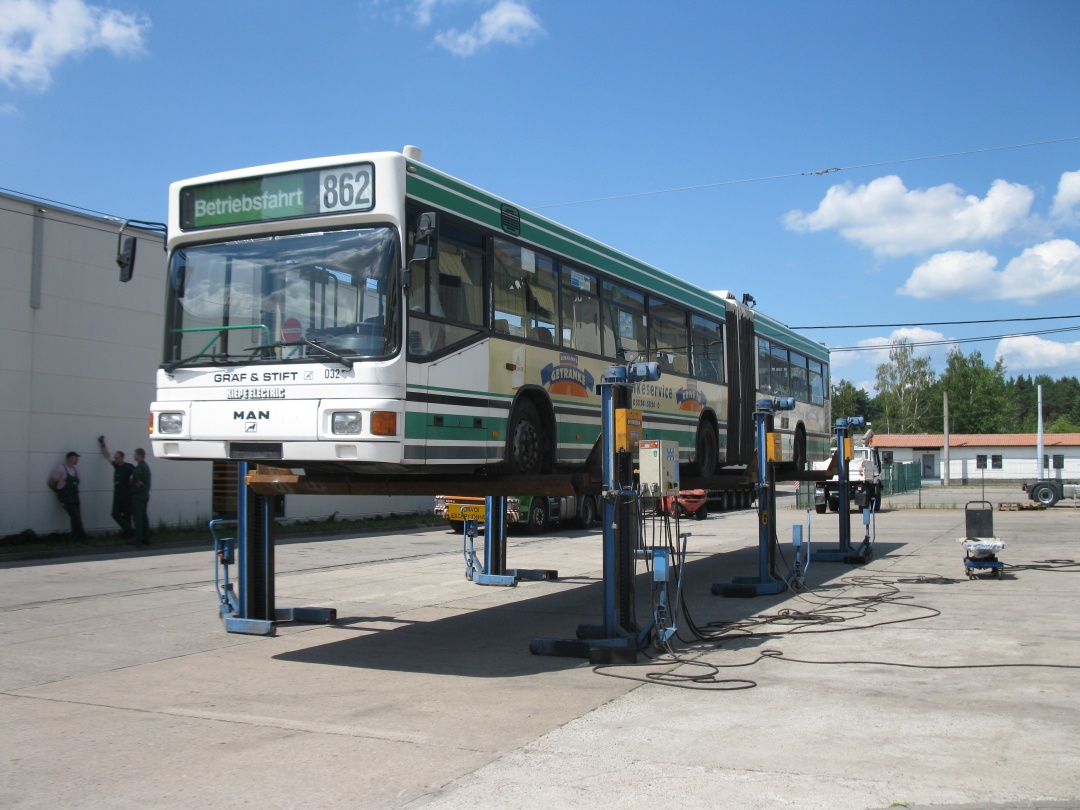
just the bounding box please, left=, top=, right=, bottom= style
left=813, top=442, right=882, bottom=514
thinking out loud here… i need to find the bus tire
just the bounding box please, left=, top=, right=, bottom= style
left=526, top=497, right=549, bottom=534
left=576, top=495, right=597, bottom=529
left=506, top=399, right=547, bottom=475
left=793, top=425, right=807, bottom=472
left=692, top=419, right=719, bottom=478
left=449, top=520, right=464, bottom=534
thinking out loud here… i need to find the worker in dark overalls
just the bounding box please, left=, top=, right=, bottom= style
left=98, top=436, right=135, bottom=539
left=131, top=448, right=152, bottom=546
left=49, top=451, right=88, bottom=541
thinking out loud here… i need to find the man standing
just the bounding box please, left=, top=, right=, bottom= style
left=131, top=448, right=152, bottom=546
left=98, top=436, right=135, bottom=539
left=49, top=452, right=88, bottom=541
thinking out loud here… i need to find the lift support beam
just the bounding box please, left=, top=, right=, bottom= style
left=246, top=470, right=584, bottom=497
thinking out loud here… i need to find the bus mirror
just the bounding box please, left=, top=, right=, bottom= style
left=117, top=235, right=137, bottom=282
left=411, top=212, right=438, bottom=263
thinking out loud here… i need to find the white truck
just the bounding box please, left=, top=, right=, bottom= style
left=813, top=441, right=883, bottom=514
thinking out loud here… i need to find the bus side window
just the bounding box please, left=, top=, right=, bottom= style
left=559, top=265, right=600, bottom=355
left=690, top=315, right=723, bottom=382
left=494, top=238, right=528, bottom=337
left=790, top=352, right=809, bottom=402
left=757, top=338, right=772, bottom=393
left=602, top=281, right=646, bottom=361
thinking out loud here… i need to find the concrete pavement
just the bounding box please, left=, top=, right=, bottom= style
left=2, top=488, right=1078, bottom=808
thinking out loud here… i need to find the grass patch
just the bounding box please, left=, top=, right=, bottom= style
left=0, top=512, right=444, bottom=557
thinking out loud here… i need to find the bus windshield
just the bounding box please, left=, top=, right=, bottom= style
left=164, top=227, right=400, bottom=366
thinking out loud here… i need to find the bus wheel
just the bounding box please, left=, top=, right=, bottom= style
left=793, top=426, right=807, bottom=472
left=576, top=496, right=597, bottom=529
left=693, top=420, right=718, bottom=478
left=527, top=497, right=549, bottom=534
left=507, top=400, right=546, bottom=475
left=449, top=520, right=465, bottom=534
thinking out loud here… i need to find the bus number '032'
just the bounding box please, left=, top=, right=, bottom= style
left=321, top=167, right=372, bottom=212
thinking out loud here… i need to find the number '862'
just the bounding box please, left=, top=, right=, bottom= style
left=322, top=169, right=371, bottom=210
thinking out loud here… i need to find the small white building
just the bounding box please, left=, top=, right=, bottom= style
left=1, top=191, right=430, bottom=539
left=872, top=434, right=1080, bottom=483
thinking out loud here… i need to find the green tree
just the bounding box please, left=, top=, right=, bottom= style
left=938, top=348, right=1010, bottom=434
left=831, top=379, right=873, bottom=425
left=874, top=339, right=936, bottom=434
left=1047, top=414, right=1079, bottom=433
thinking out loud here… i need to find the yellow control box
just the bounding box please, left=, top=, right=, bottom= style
left=615, top=408, right=643, bottom=452
left=765, top=431, right=783, bottom=463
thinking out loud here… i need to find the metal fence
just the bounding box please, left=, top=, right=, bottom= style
left=883, top=462, right=922, bottom=496
left=793, top=462, right=922, bottom=509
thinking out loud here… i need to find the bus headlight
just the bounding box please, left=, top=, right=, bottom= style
left=158, top=413, right=184, bottom=434
left=332, top=412, right=362, bottom=435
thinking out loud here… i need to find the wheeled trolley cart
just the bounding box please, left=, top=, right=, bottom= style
left=960, top=501, right=1005, bottom=579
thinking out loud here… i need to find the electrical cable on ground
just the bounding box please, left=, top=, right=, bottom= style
left=593, top=552, right=1079, bottom=691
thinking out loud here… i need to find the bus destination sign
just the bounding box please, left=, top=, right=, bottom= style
left=180, top=163, right=375, bottom=230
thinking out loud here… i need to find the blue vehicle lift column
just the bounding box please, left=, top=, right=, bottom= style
left=463, top=495, right=558, bottom=586
left=713, top=397, right=801, bottom=597
left=214, top=462, right=337, bottom=636
left=810, top=416, right=874, bottom=565
left=530, top=362, right=659, bottom=663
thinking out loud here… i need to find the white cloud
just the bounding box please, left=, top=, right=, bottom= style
left=0, top=0, right=149, bottom=92
left=784, top=175, right=1035, bottom=257
left=0, top=102, right=20, bottom=115
left=433, top=0, right=543, bottom=57
left=410, top=0, right=444, bottom=27
left=833, top=329, right=956, bottom=395
left=897, top=250, right=1000, bottom=300
left=996, top=334, right=1080, bottom=374
left=899, top=239, right=1080, bottom=305
left=1051, top=169, right=1080, bottom=225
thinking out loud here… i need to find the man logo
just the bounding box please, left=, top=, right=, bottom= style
left=234, top=410, right=270, bottom=420
left=245, top=422, right=257, bottom=433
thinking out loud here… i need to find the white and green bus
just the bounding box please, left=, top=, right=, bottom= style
left=150, top=147, right=830, bottom=476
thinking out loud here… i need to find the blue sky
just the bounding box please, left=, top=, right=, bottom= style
left=2, top=0, right=1079, bottom=391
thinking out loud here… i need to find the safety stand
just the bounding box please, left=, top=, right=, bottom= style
left=215, top=462, right=337, bottom=636
left=530, top=362, right=660, bottom=663
left=463, top=496, right=558, bottom=586
left=713, top=398, right=799, bottom=597
left=810, top=416, right=874, bottom=565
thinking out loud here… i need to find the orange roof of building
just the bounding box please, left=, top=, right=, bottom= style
left=871, top=433, right=1080, bottom=449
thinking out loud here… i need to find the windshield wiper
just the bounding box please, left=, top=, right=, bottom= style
left=246, top=338, right=354, bottom=370
left=163, top=351, right=249, bottom=374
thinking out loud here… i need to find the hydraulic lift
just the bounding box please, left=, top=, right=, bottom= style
left=712, top=397, right=810, bottom=597
left=462, top=495, right=559, bottom=586
left=809, top=416, right=875, bottom=565
left=529, top=361, right=676, bottom=664
left=211, top=461, right=337, bottom=636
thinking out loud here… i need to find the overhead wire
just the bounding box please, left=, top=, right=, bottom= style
left=830, top=325, right=1080, bottom=352
left=794, top=314, right=1080, bottom=330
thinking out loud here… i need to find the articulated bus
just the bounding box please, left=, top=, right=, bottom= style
left=150, top=147, right=830, bottom=476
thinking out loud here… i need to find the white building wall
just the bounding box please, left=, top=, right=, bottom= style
left=882, top=445, right=1079, bottom=482
left=1, top=193, right=430, bottom=538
